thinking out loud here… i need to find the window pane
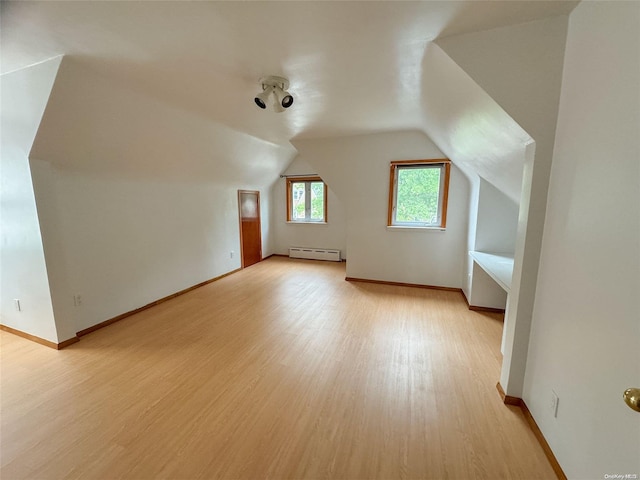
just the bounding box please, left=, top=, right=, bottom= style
left=287, top=177, right=327, bottom=223
left=292, top=182, right=306, bottom=220
left=310, top=182, right=324, bottom=220
left=395, top=166, right=440, bottom=224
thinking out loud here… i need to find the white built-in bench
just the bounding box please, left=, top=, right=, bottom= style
left=469, top=251, right=514, bottom=293
left=469, top=251, right=515, bottom=354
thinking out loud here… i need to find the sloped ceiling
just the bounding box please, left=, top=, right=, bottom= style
left=2, top=1, right=576, bottom=146
left=419, top=43, right=532, bottom=203
left=0, top=1, right=577, bottom=197
left=30, top=57, right=295, bottom=186
left=437, top=15, right=569, bottom=152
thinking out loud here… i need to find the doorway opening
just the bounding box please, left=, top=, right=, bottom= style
left=238, top=190, right=262, bottom=268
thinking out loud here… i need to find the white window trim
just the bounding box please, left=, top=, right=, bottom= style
left=286, top=176, right=328, bottom=223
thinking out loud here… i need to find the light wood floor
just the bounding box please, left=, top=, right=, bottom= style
left=1, top=257, right=555, bottom=479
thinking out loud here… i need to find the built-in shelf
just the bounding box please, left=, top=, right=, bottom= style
left=469, top=251, right=514, bottom=293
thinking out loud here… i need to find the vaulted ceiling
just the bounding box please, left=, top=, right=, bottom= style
left=2, top=1, right=576, bottom=146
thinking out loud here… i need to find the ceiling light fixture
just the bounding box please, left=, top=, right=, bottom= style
left=254, top=76, right=293, bottom=112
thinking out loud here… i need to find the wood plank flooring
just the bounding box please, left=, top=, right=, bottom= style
left=0, top=257, right=556, bottom=479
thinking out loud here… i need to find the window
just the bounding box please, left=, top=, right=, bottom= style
left=388, top=159, right=451, bottom=228
left=286, top=176, right=327, bottom=223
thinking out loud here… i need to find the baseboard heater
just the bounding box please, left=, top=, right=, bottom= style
left=289, top=247, right=341, bottom=262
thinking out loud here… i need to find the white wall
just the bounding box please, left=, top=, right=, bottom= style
left=474, top=178, right=518, bottom=254
left=272, top=156, right=347, bottom=258
left=524, top=2, right=640, bottom=477
left=420, top=43, right=531, bottom=205
left=461, top=176, right=480, bottom=302
left=437, top=16, right=569, bottom=397
left=35, top=169, right=251, bottom=333
left=293, top=131, right=469, bottom=288
left=0, top=57, right=63, bottom=343
left=28, top=58, right=294, bottom=334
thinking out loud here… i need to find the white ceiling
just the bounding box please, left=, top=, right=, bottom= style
left=1, top=1, right=577, bottom=145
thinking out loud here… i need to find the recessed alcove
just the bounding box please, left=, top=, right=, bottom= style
left=468, top=178, right=519, bottom=312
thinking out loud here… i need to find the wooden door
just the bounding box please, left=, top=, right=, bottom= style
left=238, top=190, right=262, bottom=268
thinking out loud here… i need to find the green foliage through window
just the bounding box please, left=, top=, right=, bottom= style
left=310, top=182, right=324, bottom=220
left=396, top=167, right=440, bottom=223
left=287, top=177, right=327, bottom=222
left=389, top=161, right=450, bottom=228
left=292, top=182, right=306, bottom=220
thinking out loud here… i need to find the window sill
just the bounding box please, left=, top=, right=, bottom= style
left=286, top=221, right=328, bottom=225
left=386, top=225, right=446, bottom=232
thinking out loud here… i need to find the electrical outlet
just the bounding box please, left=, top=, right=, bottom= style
left=73, top=295, right=82, bottom=307
left=550, top=391, right=559, bottom=418
left=14, top=299, right=21, bottom=312
left=230, top=251, right=234, bottom=259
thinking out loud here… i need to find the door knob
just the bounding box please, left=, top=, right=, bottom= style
left=623, top=388, right=640, bottom=412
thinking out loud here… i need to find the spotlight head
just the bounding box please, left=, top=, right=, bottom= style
left=282, top=93, right=294, bottom=108
left=254, top=87, right=272, bottom=109
left=274, top=86, right=294, bottom=109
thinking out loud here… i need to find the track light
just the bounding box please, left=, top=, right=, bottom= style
left=254, top=76, right=293, bottom=112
